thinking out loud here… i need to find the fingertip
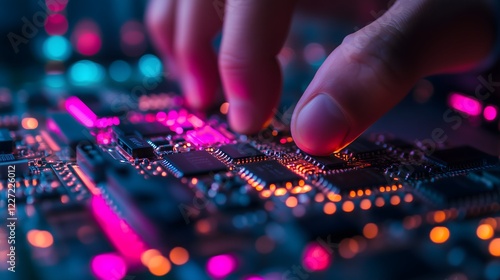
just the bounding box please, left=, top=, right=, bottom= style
left=291, top=93, right=351, bottom=156
left=227, top=100, right=273, bottom=134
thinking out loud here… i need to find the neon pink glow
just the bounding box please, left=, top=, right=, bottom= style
left=244, top=276, right=265, bottom=280
left=484, top=105, right=498, bottom=121
left=45, top=14, right=68, bottom=35
left=91, top=196, right=149, bottom=266
left=156, top=112, right=167, bottom=122
left=206, top=254, right=237, bottom=278
left=96, top=131, right=113, bottom=145
left=145, top=114, right=156, bottom=123
left=280, top=138, right=287, bottom=144
left=46, top=119, right=61, bottom=135
left=302, top=243, right=331, bottom=271
left=46, top=0, right=68, bottom=12
left=186, top=126, right=229, bottom=146
left=77, top=32, right=102, bottom=56
left=65, top=96, right=119, bottom=128
left=448, top=93, right=482, bottom=116
left=94, top=117, right=120, bottom=128
left=65, top=96, right=97, bottom=127
left=91, top=253, right=126, bottom=280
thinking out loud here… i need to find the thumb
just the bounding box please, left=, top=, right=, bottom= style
left=291, top=0, right=495, bottom=155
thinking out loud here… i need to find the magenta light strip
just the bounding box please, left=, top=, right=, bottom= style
left=448, top=92, right=482, bottom=116
left=65, top=96, right=97, bottom=127
left=91, top=195, right=149, bottom=266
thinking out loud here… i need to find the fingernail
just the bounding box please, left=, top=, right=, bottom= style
left=293, top=94, right=350, bottom=155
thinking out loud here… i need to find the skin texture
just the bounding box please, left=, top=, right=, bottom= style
left=146, top=0, right=495, bottom=155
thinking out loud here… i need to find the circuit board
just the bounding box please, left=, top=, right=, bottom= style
left=1, top=92, right=500, bottom=280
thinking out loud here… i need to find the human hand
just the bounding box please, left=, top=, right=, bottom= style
left=146, top=0, right=495, bottom=155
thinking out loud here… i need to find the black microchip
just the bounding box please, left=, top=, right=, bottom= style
left=318, top=168, right=392, bottom=193
left=425, top=146, right=498, bottom=170
left=414, top=175, right=498, bottom=207
left=305, top=154, right=346, bottom=169
left=163, top=151, right=227, bottom=177
left=342, top=138, right=385, bottom=159
left=0, top=153, right=15, bottom=162
left=241, top=160, right=302, bottom=186
left=217, top=143, right=265, bottom=163
left=0, top=128, right=14, bottom=153
left=47, top=113, right=93, bottom=154
left=113, top=122, right=173, bottom=138
left=117, top=135, right=155, bottom=158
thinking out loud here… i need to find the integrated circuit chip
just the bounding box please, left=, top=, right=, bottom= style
left=216, top=143, right=266, bottom=164
left=0, top=128, right=13, bottom=153
left=304, top=154, right=346, bottom=170
left=163, top=150, right=227, bottom=177
left=425, top=146, right=498, bottom=171
left=318, top=168, right=394, bottom=195
left=240, top=160, right=302, bottom=187
left=47, top=112, right=93, bottom=155
left=117, top=135, right=155, bottom=158
left=341, top=138, right=386, bottom=160
left=414, top=175, right=499, bottom=207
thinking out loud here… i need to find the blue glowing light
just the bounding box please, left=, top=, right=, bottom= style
left=138, top=54, right=162, bottom=78
left=42, top=36, right=71, bottom=61
left=109, top=60, right=132, bottom=82
left=69, top=60, right=105, bottom=85
left=45, top=73, right=66, bottom=88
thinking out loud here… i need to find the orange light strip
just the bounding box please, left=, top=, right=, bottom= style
left=40, top=130, right=60, bottom=152
left=72, top=166, right=101, bottom=195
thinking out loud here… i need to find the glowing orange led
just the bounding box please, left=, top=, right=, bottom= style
left=285, top=196, right=298, bottom=208
left=349, top=191, right=356, bottom=198
left=219, top=102, right=229, bottom=114
left=323, top=202, right=336, bottom=215
left=147, top=255, right=171, bottom=276
left=363, top=223, right=378, bottom=239
left=430, top=226, right=450, bottom=244
left=489, top=238, right=500, bottom=256
left=274, top=188, right=287, bottom=196
left=169, top=247, right=189, bottom=265
left=315, top=193, right=325, bottom=203
left=357, top=190, right=364, bottom=196
left=27, top=230, right=54, bottom=248
left=342, top=201, right=355, bottom=213
left=360, top=199, right=372, bottom=210
left=365, top=189, right=372, bottom=196
left=22, top=117, right=39, bottom=130
left=327, top=193, right=341, bottom=202
left=390, top=196, right=401, bottom=205
left=141, top=249, right=161, bottom=266
left=477, top=224, right=494, bottom=240
left=433, top=211, right=446, bottom=223
left=375, top=197, right=385, bottom=207
left=404, top=193, right=413, bottom=203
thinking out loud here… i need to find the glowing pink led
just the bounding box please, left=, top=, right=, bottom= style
left=72, top=20, right=102, bottom=56
left=244, top=276, right=265, bottom=280
left=91, top=253, right=126, bottom=280
left=206, top=254, right=237, bottom=278
left=448, top=93, right=482, bottom=116
left=156, top=112, right=167, bottom=122
left=45, top=0, right=68, bottom=12
left=45, top=14, right=68, bottom=35
left=91, top=196, right=149, bottom=265
left=302, top=243, right=331, bottom=271
left=65, top=96, right=97, bottom=127
left=484, top=105, right=498, bottom=121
